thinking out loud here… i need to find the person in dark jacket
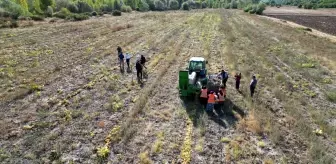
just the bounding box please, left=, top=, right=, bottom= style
left=118, top=52, right=124, bottom=71
left=117, top=46, right=122, bottom=55
left=140, top=55, right=146, bottom=65
left=235, top=72, right=242, bottom=91
left=136, top=60, right=143, bottom=81
left=218, top=70, right=229, bottom=87
left=250, top=75, right=257, bottom=97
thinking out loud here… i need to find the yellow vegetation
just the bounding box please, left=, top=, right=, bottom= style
left=139, top=151, right=152, bottom=164
left=181, top=118, right=193, bottom=164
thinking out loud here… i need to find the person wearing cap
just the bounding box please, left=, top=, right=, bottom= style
left=125, top=53, right=132, bottom=69
left=218, top=70, right=229, bottom=87
left=206, top=91, right=217, bottom=112
left=250, top=75, right=258, bottom=97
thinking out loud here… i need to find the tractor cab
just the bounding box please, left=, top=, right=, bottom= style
left=188, top=57, right=207, bottom=78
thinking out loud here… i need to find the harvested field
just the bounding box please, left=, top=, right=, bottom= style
left=264, top=7, right=336, bottom=36
left=1, top=9, right=336, bottom=164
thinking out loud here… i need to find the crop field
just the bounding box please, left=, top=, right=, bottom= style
left=1, top=9, right=336, bottom=163
left=264, top=6, right=336, bottom=35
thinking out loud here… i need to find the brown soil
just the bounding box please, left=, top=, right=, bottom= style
left=266, top=15, right=336, bottom=36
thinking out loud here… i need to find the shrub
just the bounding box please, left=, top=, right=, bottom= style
left=55, top=0, right=70, bottom=11
left=146, top=0, right=156, bottom=11
left=112, top=10, right=121, bottom=16
left=256, top=3, right=266, bottom=15
left=298, top=4, right=302, bottom=8
left=101, top=4, right=111, bottom=12
left=326, top=91, right=336, bottom=102
left=77, top=1, right=93, bottom=13
left=169, top=0, right=179, bottom=10
left=154, top=0, right=165, bottom=11
left=0, top=0, right=24, bottom=19
left=195, top=1, right=201, bottom=8
left=201, top=1, right=207, bottom=8
left=230, top=0, right=238, bottom=9
left=46, top=6, right=53, bottom=17
left=114, top=0, right=122, bottom=10
left=67, top=3, right=78, bottom=13
left=139, top=0, right=150, bottom=11
left=304, top=2, right=314, bottom=9
left=187, top=0, right=196, bottom=9
left=40, top=0, right=55, bottom=11
left=225, top=4, right=230, bottom=9
left=121, top=5, right=132, bottom=12
left=0, top=8, right=12, bottom=18
left=31, top=15, right=44, bottom=21
left=243, top=5, right=252, bottom=12
left=67, top=13, right=89, bottom=21
left=53, top=7, right=70, bottom=19
left=10, top=20, right=18, bottom=28
left=91, top=11, right=97, bottom=16
left=181, top=2, right=189, bottom=10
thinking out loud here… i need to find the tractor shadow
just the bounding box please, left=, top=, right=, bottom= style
left=181, top=96, right=246, bottom=129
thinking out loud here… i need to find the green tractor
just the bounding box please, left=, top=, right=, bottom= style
left=179, top=57, right=209, bottom=97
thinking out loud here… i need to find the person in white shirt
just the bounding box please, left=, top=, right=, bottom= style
left=125, top=53, right=132, bottom=69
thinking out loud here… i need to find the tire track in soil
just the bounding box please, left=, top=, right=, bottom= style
left=107, top=20, right=194, bottom=163
left=191, top=13, right=231, bottom=164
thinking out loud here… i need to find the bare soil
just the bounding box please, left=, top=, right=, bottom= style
left=264, top=6, right=336, bottom=36
left=0, top=9, right=335, bottom=164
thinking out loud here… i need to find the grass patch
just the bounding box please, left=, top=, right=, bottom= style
left=97, top=146, right=109, bottom=159
left=301, top=63, right=316, bottom=68
left=152, top=132, right=164, bottom=154
left=325, top=91, right=336, bottom=102
left=230, top=141, right=242, bottom=160
left=29, top=83, right=43, bottom=93
left=257, top=141, right=266, bottom=148
left=322, top=78, right=332, bottom=84
left=139, top=151, right=152, bottom=164
left=104, top=95, right=124, bottom=112
left=220, top=137, right=231, bottom=143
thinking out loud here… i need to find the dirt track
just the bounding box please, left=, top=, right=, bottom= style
left=0, top=9, right=336, bottom=163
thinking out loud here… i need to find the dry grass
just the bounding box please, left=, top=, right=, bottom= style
left=237, top=111, right=263, bottom=136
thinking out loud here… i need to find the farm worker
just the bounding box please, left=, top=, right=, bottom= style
left=199, top=86, right=208, bottom=109
left=118, top=51, right=124, bottom=71
left=125, top=53, right=132, bottom=69
left=219, top=85, right=226, bottom=98
left=216, top=89, right=225, bottom=110
left=235, top=72, right=242, bottom=91
left=140, top=55, right=146, bottom=66
left=135, top=60, right=143, bottom=81
left=250, top=75, right=258, bottom=97
left=206, top=91, right=217, bottom=112
left=117, top=46, right=122, bottom=55
left=218, top=70, right=229, bottom=87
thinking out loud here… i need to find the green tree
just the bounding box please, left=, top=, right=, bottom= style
left=40, top=0, right=55, bottom=11
left=18, top=0, right=29, bottom=14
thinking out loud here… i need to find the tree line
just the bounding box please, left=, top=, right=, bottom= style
left=0, top=0, right=269, bottom=20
